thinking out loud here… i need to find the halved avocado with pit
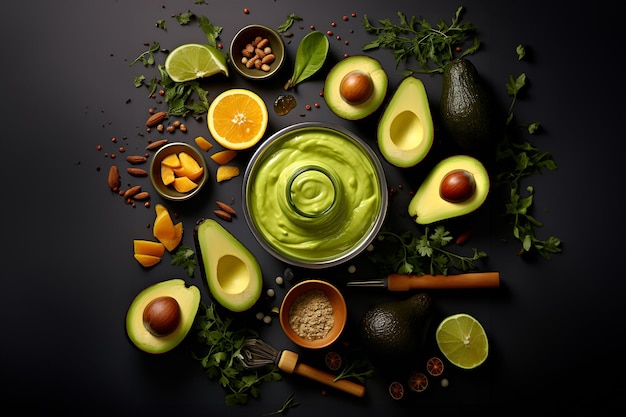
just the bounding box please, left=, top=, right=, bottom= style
left=125, top=279, right=200, bottom=354
left=408, top=155, right=489, bottom=224
left=324, top=55, right=388, bottom=120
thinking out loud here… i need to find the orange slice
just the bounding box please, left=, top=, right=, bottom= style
left=408, top=371, right=428, bottom=392
left=207, top=88, right=268, bottom=150
left=426, top=356, right=445, bottom=376
left=388, top=381, right=404, bottom=400
left=324, top=351, right=342, bottom=371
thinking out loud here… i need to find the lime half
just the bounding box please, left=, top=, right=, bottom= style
left=435, top=313, right=489, bottom=370
left=164, top=43, right=228, bottom=82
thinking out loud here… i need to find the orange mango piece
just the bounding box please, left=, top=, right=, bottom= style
left=133, top=240, right=165, bottom=257
left=161, top=153, right=181, bottom=168
left=134, top=253, right=162, bottom=268
left=195, top=136, right=213, bottom=151
left=172, top=176, right=198, bottom=193
left=173, top=151, right=204, bottom=181
left=161, top=164, right=176, bottom=185
left=216, top=165, right=240, bottom=182
left=153, top=204, right=176, bottom=240
left=210, top=150, right=237, bottom=165
left=160, top=221, right=183, bottom=252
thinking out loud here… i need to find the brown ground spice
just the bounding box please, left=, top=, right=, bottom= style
left=288, top=289, right=334, bottom=340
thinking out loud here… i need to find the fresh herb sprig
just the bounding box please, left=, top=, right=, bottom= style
left=362, top=6, right=479, bottom=74
left=496, top=56, right=561, bottom=259
left=263, top=392, right=300, bottom=416
left=369, top=225, right=487, bottom=276
left=277, top=13, right=303, bottom=33
left=333, top=359, right=375, bottom=384
left=193, top=303, right=282, bottom=406
left=171, top=245, right=196, bottom=277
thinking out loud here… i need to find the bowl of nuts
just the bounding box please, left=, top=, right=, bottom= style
left=149, top=142, right=209, bottom=202
left=229, top=24, right=285, bottom=80
left=279, top=279, right=347, bottom=349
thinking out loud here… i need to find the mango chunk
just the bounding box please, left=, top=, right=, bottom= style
left=216, top=165, right=240, bottom=182
left=173, top=176, right=199, bottom=193
left=161, top=164, right=176, bottom=185
left=210, top=150, right=237, bottom=165
left=161, top=153, right=182, bottom=168
left=173, top=151, right=204, bottom=180
left=133, top=240, right=165, bottom=257
left=195, top=136, right=213, bottom=151
left=153, top=204, right=176, bottom=240
left=134, top=254, right=162, bottom=268
left=160, top=221, right=183, bottom=252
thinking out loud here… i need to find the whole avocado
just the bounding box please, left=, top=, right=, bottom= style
left=440, top=58, right=494, bottom=151
left=359, top=292, right=432, bottom=365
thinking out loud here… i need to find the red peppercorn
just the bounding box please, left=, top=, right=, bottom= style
left=310, top=25, right=315, bottom=30
left=343, top=16, right=349, bottom=21
left=331, top=22, right=336, bottom=27
left=326, top=30, right=333, bottom=36
left=305, top=104, right=311, bottom=110
left=351, top=13, right=357, bottom=17
left=243, top=8, right=250, bottom=14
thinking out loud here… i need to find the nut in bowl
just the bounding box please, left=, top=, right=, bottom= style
left=279, top=279, right=347, bottom=349
left=229, top=24, right=285, bottom=80
left=149, top=142, right=208, bottom=201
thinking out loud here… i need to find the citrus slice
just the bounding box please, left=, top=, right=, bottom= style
left=426, top=356, right=444, bottom=376
left=388, top=381, right=404, bottom=400
left=435, top=313, right=489, bottom=370
left=324, top=351, right=342, bottom=371
left=164, top=43, right=229, bottom=82
left=407, top=371, right=428, bottom=392
left=207, top=89, right=268, bottom=150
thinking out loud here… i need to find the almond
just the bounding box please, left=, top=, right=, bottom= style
left=146, top=139, right=168, bottom=150
left=124, top=185, right=142, bottom=199
left=146, top=111, right=167, bottom=127
left=127, top=167, right=148, bottom=177
left=108, top=165, right=121, bottom=191
left=126, top=155, right=147, bottom=164
left=133, top=191, right=150, bottom=200
left=214, top=209, right=232, bottom=221
left=216, top=201, right=237, bottom=216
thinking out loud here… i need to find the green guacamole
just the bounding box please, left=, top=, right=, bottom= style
left=246, top=126, right=385, bottom=263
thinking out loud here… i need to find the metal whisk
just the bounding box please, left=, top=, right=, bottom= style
left=239, top=338, right=366, bottom=398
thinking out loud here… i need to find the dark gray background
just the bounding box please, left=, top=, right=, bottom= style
left=2, top=0, right=623, bottom=414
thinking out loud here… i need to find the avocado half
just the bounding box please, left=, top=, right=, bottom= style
left=408, top=155, right=489, bottom=224
left=324, top=55, right=388, bottom=120
left=194, top=218, right=262, bottom=313
left=125, top=279, right=200, bottom=354
left=377, top=76, right=434, bottom=168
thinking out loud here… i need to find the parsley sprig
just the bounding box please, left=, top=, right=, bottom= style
left=495, top=49, right=562, bottom=259
left=171, top=245, right=196, bottom=277
left=369, top=225, right=487, bottom=276
left=333, top=359, right=375, bottom=384
left=193, top=303, right=281, bottom=406
left=362, top=6, right=479, bottom=74
left=263, top=392, right=300, bottom=416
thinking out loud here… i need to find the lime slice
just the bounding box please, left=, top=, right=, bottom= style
left=164, top=43, right=228, bottom=82
left=435, top=313, right=488, bottom=369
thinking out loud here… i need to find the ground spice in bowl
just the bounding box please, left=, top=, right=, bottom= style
left=288, top=289, right=335, bottom=340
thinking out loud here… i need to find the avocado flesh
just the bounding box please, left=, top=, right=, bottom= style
left=360, top=293, right=432, bottom=363
left=194, top=218, right=262, bottom=313
left=440, top=59, right=493, bottom=150
left=408, top=155, right=489, bottom=224
left=324, top=55, right=388, bottom=120
left=377, top=76, right=434, bottom=168
left=125, top=279, right=200, bottom=354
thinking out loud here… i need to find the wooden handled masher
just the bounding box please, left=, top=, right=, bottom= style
left=239, top=338, right=366, bottom=398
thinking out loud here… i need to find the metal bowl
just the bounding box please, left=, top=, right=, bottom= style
left=279, top=279, right=347, bottom=349
left=229, top=24, right=285, bottom=80
left=242, top=122, right=388, bottom=269
left=149, top=142, right=208, bottom=201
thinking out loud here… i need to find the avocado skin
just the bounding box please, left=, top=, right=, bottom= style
left=440, top=59, right=494, bottom=151
left=360, top=292, right=432, bottom=364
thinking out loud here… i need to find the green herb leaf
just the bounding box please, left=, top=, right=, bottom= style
left=129, top=42, right=160, bottom=67
left=198, top=16, right=222, bottom=47
left=156, top=19, right=167, bottom=30
left=284, top=31, right=329, bottom=89
left=263, top=393, right=300, bottom=416
left=171, top=245, right=196, bottom=277
left=516, top=44, right=526, bottom=60
left=277, top=13, right=302, bottom=33
left=333, top=359, right=375, bottom=384
left=175, top=10, right=194, bottom=25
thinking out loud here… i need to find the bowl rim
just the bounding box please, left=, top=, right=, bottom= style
left=279, top=279, right=347, bottom=349
left=242, top=121, right=388, bottom=269
left=229, top=24, right=285, bottom=80
left=149, top=141, right=208, bottom=201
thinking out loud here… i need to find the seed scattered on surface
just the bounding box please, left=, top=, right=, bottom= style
left=441, top=378, right=449, bottom=387
left=275, top=276, right=284, bottom=285
left=347, top=265, right=356, bottom=273
left=256, top=311, right=264, bottom=320
left=263, top=315, right=272, bottom=324
left=266, top=288, right=275, bottom=297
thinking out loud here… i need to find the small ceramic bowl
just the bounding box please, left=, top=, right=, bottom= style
left=279, top=279, right=347, bottom=349
left=149, top=142, right=208, bottom=201
left=229, top=24, right=285, bottom=80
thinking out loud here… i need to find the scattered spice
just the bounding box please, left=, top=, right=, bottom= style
left=288, top=289, right=334, bottom=340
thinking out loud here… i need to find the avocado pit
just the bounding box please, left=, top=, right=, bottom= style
left=340, top=70, right=373, bottom=104
left=439, top=169, right=476, bottom=203
left=142, top=296, right=181, bottom=337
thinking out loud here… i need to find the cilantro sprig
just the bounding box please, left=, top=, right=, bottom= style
left=193, top=303, right=281, bottom=406
left=171, top=245, right=196, bottom=277
left=369, top=225, right=487, bottom=276
left=333, top=359, right=375, bottom=384
left=362, top=6, right=479, bottom=74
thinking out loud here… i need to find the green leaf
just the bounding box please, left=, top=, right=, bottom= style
left=285, top=31, right=329, bottom=89
left=516, top=44, right=526, bottom=60
left=277, top=13, right=302, bottom=32
left=198, top=16, right=222, bottom=47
